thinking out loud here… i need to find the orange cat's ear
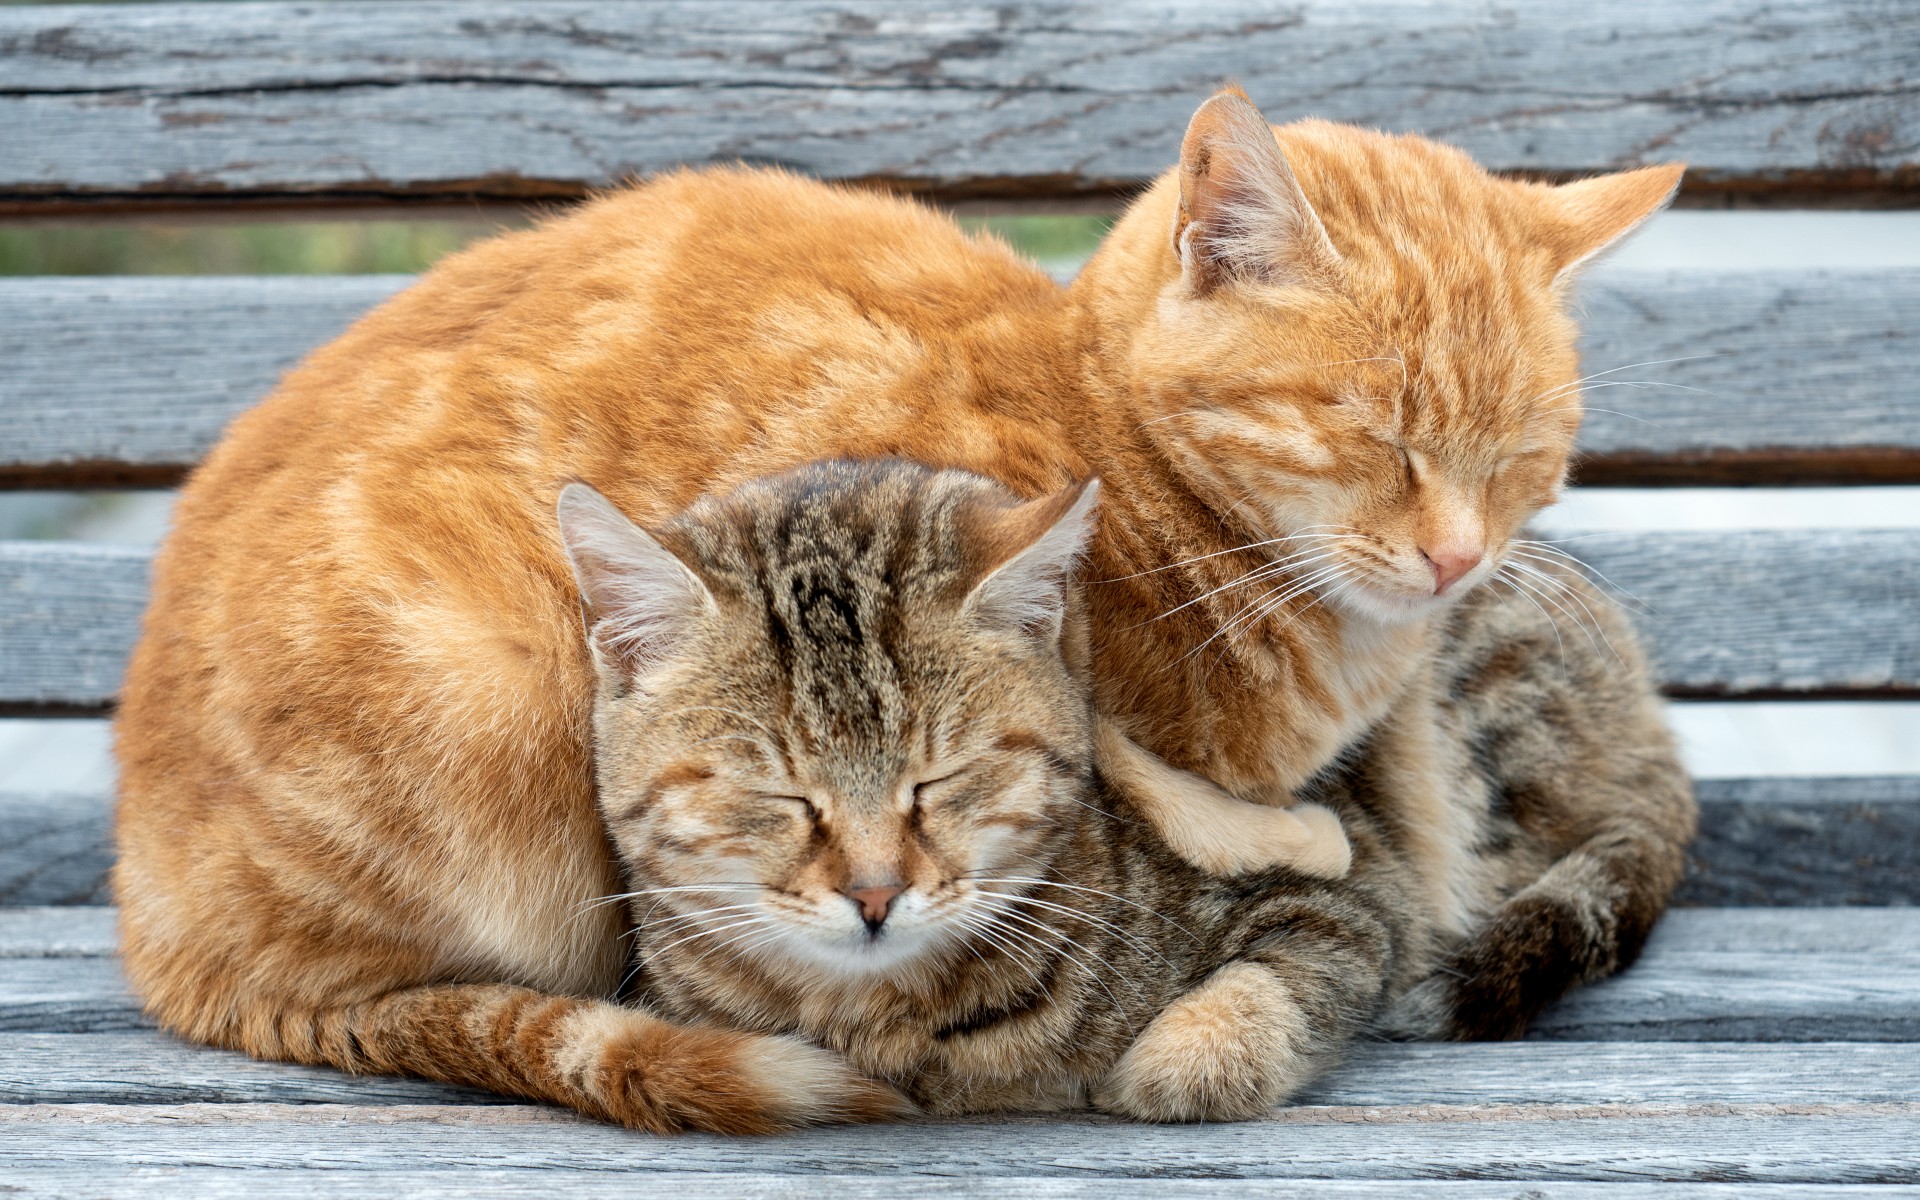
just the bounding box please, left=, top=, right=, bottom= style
left=964, top=478, right=1101, bottom=642
left=1542, top=164, right=1685, bottom=279
left=1174, top=89, right=1341, bottom=295
left=556, top=483, right=713, bottom=683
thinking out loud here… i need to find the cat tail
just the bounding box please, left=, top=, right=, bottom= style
left=247, top=984, right=914, bottom=1133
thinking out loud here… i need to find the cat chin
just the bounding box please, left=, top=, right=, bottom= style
left=1327, top=580, right=1454, bottom=626
left=745, top=916, right=959, bottom=982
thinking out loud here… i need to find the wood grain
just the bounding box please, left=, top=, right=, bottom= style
left=5, top=1032, right=1916, bottom=1108
left=1, top=1101, right=1915, bottom=1182
left=6, top=907, right=1915, bottom=1041
left=5, top=270, right=1920, bottom=489
left=1682, top=777, right=1920, bottom=906
left=0, top=793, right=114, bottom=906
left=3, top=1, right=1917, bottom=214
left=0, top=1176, right=1900, bottom=1200
left=7, top=528, right=1914, bottom=712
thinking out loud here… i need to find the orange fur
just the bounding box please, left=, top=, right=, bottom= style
left=116, top=92, right=1679, bottom=1128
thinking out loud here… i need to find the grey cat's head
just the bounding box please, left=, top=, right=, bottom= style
left=557, top=461, right=1100, bottom=979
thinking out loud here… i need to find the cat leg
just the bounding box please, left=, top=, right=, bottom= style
left=1092, top=909, right=1387, bottom=1121
left=269, top=984, right=913, bottom=1133
left=1095, top=717, right=1351, bottom=878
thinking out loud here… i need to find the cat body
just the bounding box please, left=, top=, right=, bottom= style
left=116, top=94, right=1695, bottom=1129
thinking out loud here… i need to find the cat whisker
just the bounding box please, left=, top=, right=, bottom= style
left=1491, top=571, right=1569, bottom=674
left=1138, top=547, right=1343, bottom=627
left=970, top=900, right=1128, bottom=1008
left=965, top=876, right=1195, bottom=939
left=980, top=888, right=1176, bottom=970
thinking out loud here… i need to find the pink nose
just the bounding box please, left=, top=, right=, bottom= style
left=1421, top=546, right=1484, bottom=595
left=847, top=884, right=903, bottom=929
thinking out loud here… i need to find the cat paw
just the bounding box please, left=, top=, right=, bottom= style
left=1091, top=961, right=1311, bottom=1122
left=1277, top=802, right=1352, bottom=879
left=583, top=1011, right=915, bottom=1134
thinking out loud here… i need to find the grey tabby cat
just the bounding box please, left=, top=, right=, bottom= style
left=558, top=459, right=1691, bottom=1120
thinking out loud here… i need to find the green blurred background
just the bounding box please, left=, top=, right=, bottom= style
left=0, top=214, right=1111, bottom=278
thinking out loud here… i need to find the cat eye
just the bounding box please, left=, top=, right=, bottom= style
left=911, top=772, right=966, bottom=807
left=763, top=793, right=820, bottom=821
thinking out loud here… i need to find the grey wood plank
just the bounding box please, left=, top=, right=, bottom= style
left=1563, top=529, right=1920, bottom=698
left=1, top=1102, right=1916, bottom=1182
left=6, top=1033, right=1918, bottom=1109
left=0, top=542, right=148, bottom=714
left=4, top=1176, right=1914, bottom=1200
left=12, top=777, right=1918, bottom=908
left=0, top=906, right=114, bottom=957
left=1572, top=270, right=1920, bottom=486
left=2, top=1, right=1916, bottom=212
left=1683, top=777, right=1920, bottom=906
left=3, top=907, right=1917, bottom=1041
left=7, top=529, right=1914, bottom=710
left=6, top=271, right=1920, bottom=488
left=0, top=276, right=409, bottom=487
left=0, top=792, right=114, bottom=906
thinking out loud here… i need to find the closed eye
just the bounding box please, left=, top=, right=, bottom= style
left=912, top=772, right=966, bottom=806
left=762, top=793, right=820, bottom=821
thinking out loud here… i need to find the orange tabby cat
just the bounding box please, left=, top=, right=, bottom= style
left=117, top=90, right=1688, bottom=1129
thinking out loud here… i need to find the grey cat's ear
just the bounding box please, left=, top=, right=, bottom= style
left=556, top=483, right=711, bottom=680
left=964, top=478, right=1101, bottom=641
left=1173, top=87, right=1341, bottom=295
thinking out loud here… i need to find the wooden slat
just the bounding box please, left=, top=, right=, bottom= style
left=0, top=543, right=148, bottom=716
left=11, top=776, right=1917, bottom=908
left=3, top=0, right=1917, bottom=215
left=1681, top=777, right=1920, bottom=906
left=0, top=276, right=407, bottom=489
left=6, top=529, right=1914, bottom=712
left=0, top=1178, right=1898, bottom=1200
left=7, top=907, right=1916, bottom=1041
left=0, top=792, right=113, bottom=906
left=1, top=1102, right=1915, bottom=1183
left=1567, top=530, right=1919, bottom=698
left=4, top=1032, right=1917, bottom=1109
left=5, top=271, right=1920, bottom=490
left=1572, top=270, right=1920, bottom=486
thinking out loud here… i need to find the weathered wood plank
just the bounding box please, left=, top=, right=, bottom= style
left=1682, top=777, right=1920, bottom=906
left=7, top=529, right=1913, bottom=711
left=2, top=1102, right=1916, bottom=1182
left=1572, top=270, right=1920, bottom=486
left=11, top=776, right=1917, bottom=908
left=0, top=906, right=114, bottom=957
left=1565, top=530, right=1920, bottom=698
left=5, top=271, right=1920, bottom=489
left=3, top=0, right=1917, bottom=213
left=5, top=907, right=1917, bottom=1040
left=0, top=543, right=149, bottom=715
left=3, top=1176, right=1912, bottom=1200
left=0, top=792, right=114, bottom=906
left=5, top=1033, right=1917, bottom=1109
left=0, top=276, right=408, bottom=488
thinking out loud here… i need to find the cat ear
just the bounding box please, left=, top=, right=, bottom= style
left=1542, top=164, right=1685, bottom=279
left=965, top=478, right=1102, bottom=641
left=556, top=482, right=712, bottom=680
left=1173, top=87, right=1341, bottom=295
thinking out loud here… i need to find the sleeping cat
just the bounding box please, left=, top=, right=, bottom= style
left=571, top=460, right=1424, bottom=1121
left=116, top=90, right=1694, bottom=1128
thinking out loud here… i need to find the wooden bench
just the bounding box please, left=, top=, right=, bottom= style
left=3, top=2, right=1918, bottom=1193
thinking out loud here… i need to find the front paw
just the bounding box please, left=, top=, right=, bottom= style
left=1092, top=962, right=1311, bottom=1122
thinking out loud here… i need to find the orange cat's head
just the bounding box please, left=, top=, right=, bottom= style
left=1085, top=91, right=1681, bottom=622
left=559, top=462, right=1103, bottom=982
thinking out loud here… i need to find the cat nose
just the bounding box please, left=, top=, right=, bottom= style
left=1420, top=545, right=1483, bottom=595
left=846, top=883, right=903, bottom=932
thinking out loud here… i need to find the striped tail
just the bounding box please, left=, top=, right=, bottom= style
left=226, top=984, right=912, bottom=1134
